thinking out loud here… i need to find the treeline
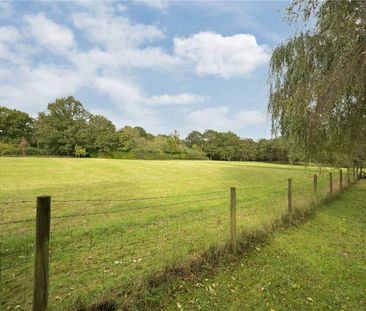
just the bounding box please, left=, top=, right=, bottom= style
left=0, top=96, right=290, bottom=162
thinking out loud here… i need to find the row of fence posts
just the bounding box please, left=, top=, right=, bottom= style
left=31, top=168, right=361, bottom=310
left=229, top=168, right=361, bottom=257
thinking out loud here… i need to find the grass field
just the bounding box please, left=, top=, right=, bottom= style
left=159, top=180, right=366, bottom=311
left=0, top=157, right=346, bottom=310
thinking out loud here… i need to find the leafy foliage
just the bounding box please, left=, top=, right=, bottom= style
left=0, top=106, right=33, bottom=143
left=269, top=0, right=366, bottom=165
left=74, top=144, right=87, bottom=157
left=1, top=97, right=289, bottom=161
left=34, top=96, right=91, bottom=155
left=87, top=115, right=119, bottom=155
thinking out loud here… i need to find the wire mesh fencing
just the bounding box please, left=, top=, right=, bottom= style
left=0, top=169, right=358, bottom=310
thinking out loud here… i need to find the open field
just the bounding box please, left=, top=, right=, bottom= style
left=160, top=180, right=366, bottom=311
left=0, top=157, right=346, bottom=310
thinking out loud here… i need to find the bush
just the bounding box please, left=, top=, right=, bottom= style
left=0, top=142, right=47, bottom=156
left=96, top=149, right=207, bottom=160
left=0, top=142, right=18, bottom=156
left=24, top=147, right=48, bottom=156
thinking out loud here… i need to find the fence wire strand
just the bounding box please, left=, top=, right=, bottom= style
left=2, top=173, right=353, bottom=310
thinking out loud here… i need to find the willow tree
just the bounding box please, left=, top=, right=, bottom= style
left=269, top=0, right=366, bottom=167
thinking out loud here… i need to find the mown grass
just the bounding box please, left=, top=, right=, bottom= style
left=0, top=157, right=349, bottom=310
left=156, top=180, right=366, bottom=311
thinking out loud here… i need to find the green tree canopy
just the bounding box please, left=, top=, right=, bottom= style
left=185, top=131, right=204, bottom=148
left=118, top=126, right=145, bottom=152
left=0, top=106, right=34, bottom=143
left=1, top=97, right=290, bottom=162
left=269, top=0, right=366, bottom=165
left=87, top=115, right=119, bottom=154
left=34, top=96, right=91, bottom=155
left=163, top=130, right=185, bottom=155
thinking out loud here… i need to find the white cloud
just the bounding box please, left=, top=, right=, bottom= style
left=71, top=5, right=178, bottom=70
left=91, top=75, right=208, bottom=130
left=0, top=2, right=268, bottom=135
left=0, top=25, right=38, bottom=65
left=121, top=47, right=179, bottom=69
left=187, top=107, right=266, bottom=132
left=24, top=13, right=76, bottom=54
left=134, top=0, right=169, bottom=12
left=93, top=76, right=144, bottom=104
left=0, top=1, right=13, bottom=17
left=148, top=93, right=208, bottom=106
left=72, top=11, right=164, bottom=49
left=92, top=76, right=160, bottom=129
left=174, top=32, right=270, bottom=78
left=0, top=26, right=20, bottom=43
left=0, top=26, right=21, bottom=62
left=94, top=76, right=206, bottom=107
left=0, top=65, right=83, bottom=113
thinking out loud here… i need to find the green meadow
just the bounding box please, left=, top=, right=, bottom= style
left=0, top=157, right=344, bottom=310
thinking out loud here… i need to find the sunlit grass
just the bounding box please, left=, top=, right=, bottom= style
left=160, top=181, right=366, bottom=311
left=0, top=157, right=348, bottom=310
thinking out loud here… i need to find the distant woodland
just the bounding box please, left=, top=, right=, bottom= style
left=1, top=96, right=291, bottom=162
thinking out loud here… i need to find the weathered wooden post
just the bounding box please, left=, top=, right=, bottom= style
left=329, top=173, right=333, bottom=193
left=288, top=178, right=292, bottom=212
left=230, top=187, right=237, bottom=255
left=313, top=174, right=318, bottom=195
left=339, top=169, right=343, bottom=191
left=33, top=196, right=51, bottom=311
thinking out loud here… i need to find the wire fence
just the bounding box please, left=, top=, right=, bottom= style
left=0, top=169, right=359, bottom=310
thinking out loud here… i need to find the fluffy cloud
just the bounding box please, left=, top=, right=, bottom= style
left=24, top=13, right=76, bottom=54
left=0, top=6, right=197, bottom=114
left=93, top=76, right=206, bottom=107
left=0, top=1, right=13, bottom=17
left=0, top=65, right=83, bottom=113
left=134, top=0, right=169, bottom=12
left=71, top=5, right=178, bottom=70
left=1, top=1, right=268, bottom=135
left=73, top=12, right=164, bottom=49
left=91, top=76, right=159, bottom=128
left=0, top=26, right=20, bottom=62
left=148, top=93, right=208, bottom=106
left=0, top=26, right=20, bottom=43
left=187, top=107, right=266, bottom=132
left=91, top=76, right=207, bottom=128
left=174, top=32, right=270, bottom=78
left=93, top=76, right=144, bottom=104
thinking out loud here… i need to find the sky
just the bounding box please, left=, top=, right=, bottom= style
left=0, top=0, right=295, bottom=139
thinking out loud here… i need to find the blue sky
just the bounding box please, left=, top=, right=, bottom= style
left=0, top=0, right=294, bottom=139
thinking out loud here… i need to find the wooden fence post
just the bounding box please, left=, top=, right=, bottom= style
left=230, top=187, right=237, bottom=255
left=329, top=173, right=333, bottom=193
left=288, top=178, right=292, bottom=212
left=339, top=169, right=343, bottom=191
left=347, top=169, right=350, bottom=186
left=313, top=174, right=318, bottom=195
left=33, top=196, right=51, bottom=311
